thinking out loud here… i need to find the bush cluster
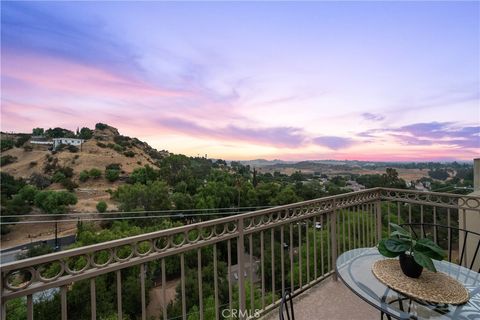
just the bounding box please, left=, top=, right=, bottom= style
left=1, top=155, right=17, bottom=167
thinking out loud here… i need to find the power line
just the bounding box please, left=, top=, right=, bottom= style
left=0, top=206, right=273, bottom=219
left=0, top=211, right=248, bottom=225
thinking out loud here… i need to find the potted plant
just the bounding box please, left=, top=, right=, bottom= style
left=378, top=223, right=445, bottom=278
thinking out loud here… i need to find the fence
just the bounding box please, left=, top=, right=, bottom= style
left=1, top=188, right=479, bottom=320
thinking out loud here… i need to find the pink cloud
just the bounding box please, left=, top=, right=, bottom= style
left=2, top=50, right=189, bottom=100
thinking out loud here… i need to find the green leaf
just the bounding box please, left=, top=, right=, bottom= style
left=378, top=239, right=401, bottom=258
left=413, top=250, right=437, bottom=272
left=390, top=231, right=412, bottom=239
left=389, top=223, right=410, bottom=237
left=415, top=238, right=445, bottom=260
left=384, top=238, right=411, bottom=253
left=415, top=245, right=443, bottom=261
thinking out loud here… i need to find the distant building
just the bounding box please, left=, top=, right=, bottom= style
left=414, top=183, right=427, bottom=191
left=346, top=180, right=365, bottom=191
left=52, top=138, right=84, bottom=150
left=30, top=136, right=53, bottom=146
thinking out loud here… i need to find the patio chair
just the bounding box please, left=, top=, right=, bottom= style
left=279, top=290, right=295, bottom=320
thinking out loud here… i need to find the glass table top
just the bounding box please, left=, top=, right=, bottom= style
left=336, top=248, right=480, bottom=320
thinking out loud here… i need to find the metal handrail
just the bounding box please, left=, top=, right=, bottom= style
left=1, top=187, right=479, bottom=320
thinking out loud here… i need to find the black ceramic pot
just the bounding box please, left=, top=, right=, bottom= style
left=399, top=253, right=423, bottom=278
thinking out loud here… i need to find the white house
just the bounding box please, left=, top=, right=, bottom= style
left=52, top=138, right=84, bottom=150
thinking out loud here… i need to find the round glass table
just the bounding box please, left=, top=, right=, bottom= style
left=336, top=248, right=480, bottom=320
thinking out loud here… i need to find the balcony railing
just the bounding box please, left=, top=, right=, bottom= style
left=1, top=188, right=480, bottom=320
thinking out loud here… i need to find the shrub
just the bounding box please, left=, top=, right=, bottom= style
left=79, top=170, right=90, bottom=182
left=96, top=142, right=107, bottom=148
left=23, top=145, right=33, bottom=151
left=105, top=169, right=120, bottom=182
left=29, top=173, right=51, bottom=189
left=15, top=135, right=31, bottom=147
left=106, top=163, right=121, bottom=171
left=89, top=168, right=102, bottom=179
left=95, top=123, right=108, bottom=130
left=1, top=155, right=17, bottom=166
left=57, top=167, right=74, bottom=178
left=106, top=142, right=124, bottom=153
left=114, top=135, right=132, bottom=148
left=1, top=140, right=14, bottom=152
left=96, top=201, right=108, bottom=213
left=74, top=155, right=80, bottom=159
left=67, top=145, right=79, bottom=153
left=61, top=178, right=78, bottom=191
left=34, top=190, right=77, bottom=214
left=29, top=161, right=38, bottom=168
left=44, top=158, right=59, bottom=174
left=52, top=171, right=66, bottom=183
left=124, top=150, right=135, bottom=157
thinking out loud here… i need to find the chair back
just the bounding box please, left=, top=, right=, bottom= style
left=401, top=223, right=480, bottom=272
left=279, top=290, right=295, bottom=320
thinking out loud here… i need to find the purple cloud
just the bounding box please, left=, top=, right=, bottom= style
left=313, top=136, right=355, bottom=150
left=361, top=112, right=384, bottom=121
left=363, top=122, right=479, bottom=149
left=157, top=117, right=305, bottom=148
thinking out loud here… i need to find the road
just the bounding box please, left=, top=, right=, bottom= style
left=0, top=235, right=76, bottom=264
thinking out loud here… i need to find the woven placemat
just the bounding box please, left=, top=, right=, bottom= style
left=372, top=259, right=469, bottom=305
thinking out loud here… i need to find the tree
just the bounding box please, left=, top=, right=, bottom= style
left=113, top=181, right=171, bottom=211
left=34, top=191, right=77, bottom=214
left=1, top=139, right=14, bottom=151
left=45, top=127, right=75, bottom=138
left=172, top=192, right=194, bottom=210
left=95, top=123, right=108, bottom=130
left=78, top=127, right=93, bottom=140
left=96, top=201, right=108, bottom=213
left=32, top=128, right=44, bottom=136
left=1, top=173, right=25, bottom=199
left=428, top=168, right=449, bottom=181
left=129, top=165, right=158, bottom=184
left=270, top=185, right=301, bottom=205
left=18, top=185, right=38, bottom=205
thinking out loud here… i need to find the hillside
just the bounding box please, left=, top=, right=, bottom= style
left=1, top=124, right=169, bottom=213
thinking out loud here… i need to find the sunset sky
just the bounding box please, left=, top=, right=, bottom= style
left=1, top=1, right=479, bottom=161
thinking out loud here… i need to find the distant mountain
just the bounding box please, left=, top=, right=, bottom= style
left=235, top=159, right=296, bottom=167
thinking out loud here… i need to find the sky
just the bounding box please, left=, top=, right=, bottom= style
left=1, top=1, right=479, bottom=161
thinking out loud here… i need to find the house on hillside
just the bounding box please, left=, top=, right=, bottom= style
left=52, top=138, right=84, bottom=150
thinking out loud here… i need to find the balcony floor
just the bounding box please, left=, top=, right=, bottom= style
left=263, top=277, right=378, bottom=320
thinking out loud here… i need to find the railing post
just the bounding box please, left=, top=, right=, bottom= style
left=237, top=217, right=246, bottom=319
left=1, top=273, right=6, bottom=320
left=376, top=200, right=382, bottom=242
left=331, top=199, right=338, bottom=281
